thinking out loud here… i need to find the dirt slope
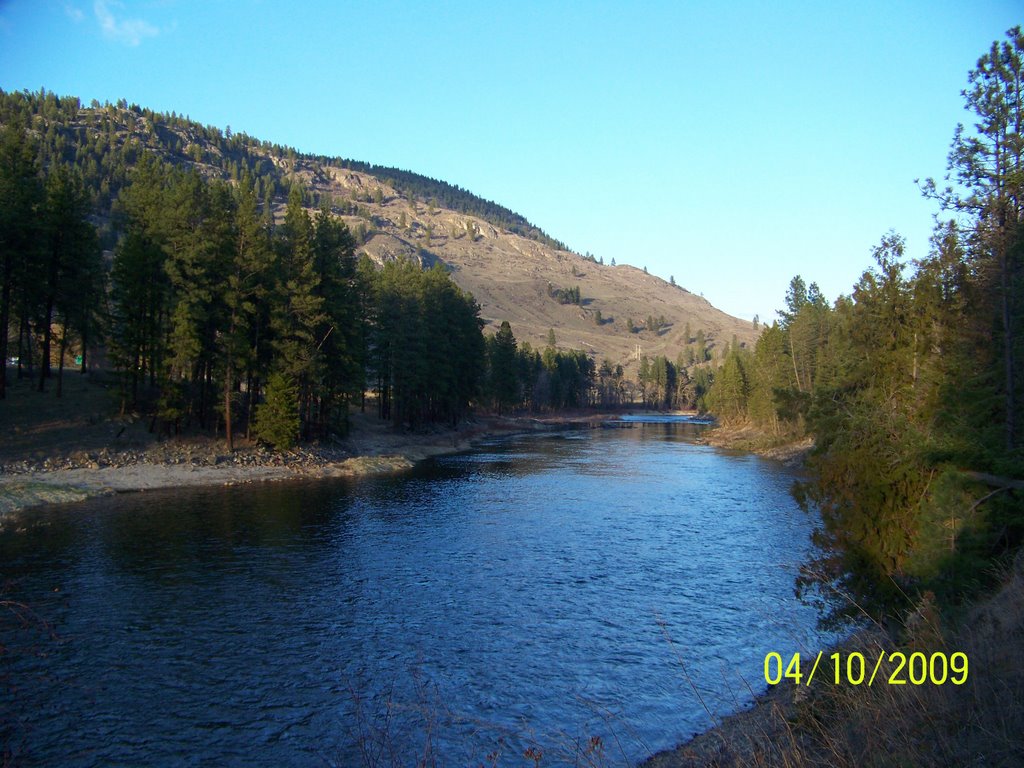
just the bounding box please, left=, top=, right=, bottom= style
left=292, top=162, right=758, bottom=371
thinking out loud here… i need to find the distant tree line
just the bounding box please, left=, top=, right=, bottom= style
left=481, top=322, right=724, bottom=414
left=636, top=354, right=713, bottom=411
left=482, top=323, right=599, bottom=412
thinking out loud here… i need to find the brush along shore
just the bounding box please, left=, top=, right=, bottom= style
left=699, top=420, right=815, bottom=467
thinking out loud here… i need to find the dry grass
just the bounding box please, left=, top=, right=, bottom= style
left=645, top=557, right=1024, bottom=768
left=699, top=422, right=813, bottom=466
left=299, top=164, right=760, bottom=372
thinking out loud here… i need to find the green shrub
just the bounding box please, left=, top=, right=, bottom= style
left=254, top=373, right=299, bottom=450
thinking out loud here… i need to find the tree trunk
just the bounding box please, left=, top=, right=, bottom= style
left=0, top=263, right=9, bottom=399
left=224, top=347, right=234, bottom=452
left=56, top=314, right=68, bottom=398
left=1000, top=246, right=1016, bottom=450
left=131, top=347, right=140, bottom=407
left=15, top=308, right=27, bottom=381
left=56, top=319, right=68, bottom=399
left=22, top=315, right=34, bottom=379
left=80, top=321, right=88, bottom=374
left=789, top=336, right=803, bottom=393
left=38, top=294, right=54, bottom=392
left=244, top=371, right=254, bottom=441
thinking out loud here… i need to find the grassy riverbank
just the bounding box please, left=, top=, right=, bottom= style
left=698, top=421, right=814, bottom=466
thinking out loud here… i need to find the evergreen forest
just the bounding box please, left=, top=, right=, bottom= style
left=699, top=27, right=1024, bottom=626
left=0, top=88, right=603, bottom=450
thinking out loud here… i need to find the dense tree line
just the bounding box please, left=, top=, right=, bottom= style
left=366, top=259, right=484, bottom=429
left=480, top=322, right=723, bottom=414
left=0, top=123, right=104, bottom=400
left=635, top=353, right=713, bottom=411
left=701, top=278, right=830, bottom=429
left=703, top=28, right=1024, bottom=626
left=482, top=322, right=598, bottom=412
left=106, top=158, right=368, bottom=446
left=1, top=114, right=488, bottom=448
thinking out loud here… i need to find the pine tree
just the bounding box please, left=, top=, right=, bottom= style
left=746, top=322, right=792, bottom=432
left=0, top=123, right=44, bottom=399
left=694, top=329, right=707, bottom=361
left=923, top=26, right=1024, bottom=451
left=705, top=349, right=749, bottom=421
left=271, top=185, right=325, bottom=435
left=254, top=372, right=299, bottom=450
left=489, top=320, right=519, bottom=413
left=311, top=203, right=363, bottom=434
left=39, top=166, right=96, bottom=394
left=220, top=185, right=272, bottom=450
left=161, top=172, right=234, bottom=427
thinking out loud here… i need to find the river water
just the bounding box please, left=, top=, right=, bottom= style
left=1, top=417, right=828, bottom=766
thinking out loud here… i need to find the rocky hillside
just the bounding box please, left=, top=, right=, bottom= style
left=285, top=159, right=756, bottom=370
left=2, top=89, right=757, bottom=372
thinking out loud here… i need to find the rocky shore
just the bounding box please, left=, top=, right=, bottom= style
left=0, top=410, right=725, bottom=517
left=0, top=412, right=554, bottom=516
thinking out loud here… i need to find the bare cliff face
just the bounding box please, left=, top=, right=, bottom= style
left=291, top=162, right=758, bottom=371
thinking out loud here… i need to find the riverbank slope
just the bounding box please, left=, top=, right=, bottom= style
left=698, top=421, right=814, bottom=467
left=643, top=551, right=1024, bottom=767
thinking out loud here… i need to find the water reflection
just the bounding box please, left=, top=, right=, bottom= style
left=1, top=419, right=828, bottom=766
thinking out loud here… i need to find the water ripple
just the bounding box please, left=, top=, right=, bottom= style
left=1, top=420, right=830, bottom=766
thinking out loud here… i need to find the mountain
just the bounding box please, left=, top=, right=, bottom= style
left=283, top=160, right=758, bottom=367
left=0, top=88, right=757, bottom=371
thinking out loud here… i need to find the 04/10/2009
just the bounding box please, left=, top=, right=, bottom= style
left=764, top=650, right=969, bottom=687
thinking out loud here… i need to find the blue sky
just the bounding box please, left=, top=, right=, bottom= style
left=1, top=1, right=1020, bottom=322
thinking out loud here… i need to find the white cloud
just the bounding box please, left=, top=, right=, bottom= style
left=65, top=3, right=86, bottom=23
left=94, top=0, right=158, bottom=47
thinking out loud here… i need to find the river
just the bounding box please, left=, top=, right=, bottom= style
left=0, top=416, right=828, bottom=766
